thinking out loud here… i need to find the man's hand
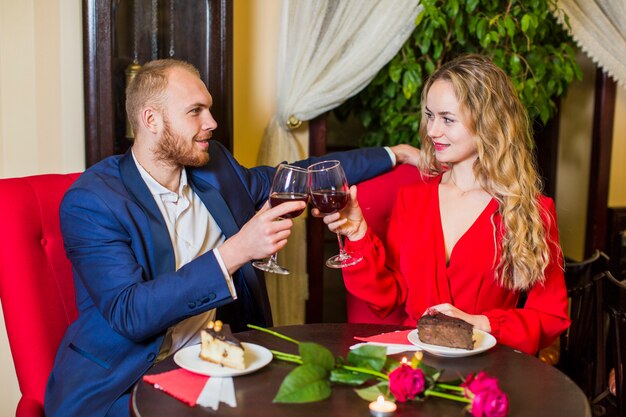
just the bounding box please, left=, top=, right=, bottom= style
left=389, top=144, right=422, bottom=167
left=219, top=200, right=306, bottom=274
left=312, top=185, right=368, bottom=242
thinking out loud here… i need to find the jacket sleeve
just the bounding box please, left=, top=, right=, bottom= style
left=216, top=141, right=393, bottom=211
left=60, top=186, right=234, bottom=342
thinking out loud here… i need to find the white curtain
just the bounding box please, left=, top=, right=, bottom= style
left=260, top=0, right=421, bottom=325
left=556, top=0, right=626, bottom=88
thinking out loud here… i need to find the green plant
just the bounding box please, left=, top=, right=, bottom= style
left=337, top=0, right=582, bottom=148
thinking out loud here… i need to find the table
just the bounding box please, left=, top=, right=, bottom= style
left=131, top=323, right=590, bottom=417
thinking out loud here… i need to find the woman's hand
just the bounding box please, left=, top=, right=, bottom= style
left=312, top=185, right=368, bottom=241
left=609, top=368, right=616, bottom=396
left=426, top=303, right=492, bottom=333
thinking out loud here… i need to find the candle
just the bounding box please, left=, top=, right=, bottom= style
left=369, top=395, right=397, bottom=417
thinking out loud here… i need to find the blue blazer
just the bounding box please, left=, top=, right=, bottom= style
left=44, top=142, right=392, bottom=417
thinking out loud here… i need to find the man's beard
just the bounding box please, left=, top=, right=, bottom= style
left=154, top=120, right=210, bottom=167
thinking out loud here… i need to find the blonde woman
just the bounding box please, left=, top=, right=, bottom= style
left=321, top=54, right=569, bottom=355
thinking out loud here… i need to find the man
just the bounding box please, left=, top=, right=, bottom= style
left=44, top=59, right=419, bottom=417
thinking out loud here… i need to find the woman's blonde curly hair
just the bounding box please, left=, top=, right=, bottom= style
left=417, top=54, right=553, bottom=290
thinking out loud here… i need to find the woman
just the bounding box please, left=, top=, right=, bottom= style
left=322, top=54, right=569, bottom=355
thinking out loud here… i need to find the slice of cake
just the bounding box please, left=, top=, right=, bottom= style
left=417, top=312, right=474, bottom=350
left=199, top=320, right=246, bottom=370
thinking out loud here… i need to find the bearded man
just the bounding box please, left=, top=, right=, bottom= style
left=44, top=59, right=419, bottom=417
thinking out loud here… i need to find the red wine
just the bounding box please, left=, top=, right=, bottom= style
left=310, top=190, right=348, bottom=214
left=269, top=192, right=309, bottom=218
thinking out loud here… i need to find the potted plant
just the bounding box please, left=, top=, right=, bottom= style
left=336, top=0, right=582, bottom=148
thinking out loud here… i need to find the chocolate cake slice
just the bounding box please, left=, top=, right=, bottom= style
left=200, top=320, right=245, bottom=369
left=417, top=313, right=474, bottom=350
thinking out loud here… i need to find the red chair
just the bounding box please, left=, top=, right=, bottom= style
left=0, top=173, right=80, bottom=417
left=346, top=164, right=421, bottom=324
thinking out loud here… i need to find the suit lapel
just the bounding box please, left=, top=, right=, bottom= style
left=119, top=152, right=175, bottom=276
left=190, top=169, right=273, bottom=327
left=188, top=175, right=240, bottom=239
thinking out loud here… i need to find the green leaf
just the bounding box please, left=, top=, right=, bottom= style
left=347, top=345, right=388, bottom=371
left=521, top=14, right=532, bottom=33
left=489, top=30, right=500, bottom=44
left=299, top=342, right=335, bottom=372
left=415, top=9, right=425, bottom=27
left=383, top=82, right=396, bottom=98
left=355, top=381, right=392, bottom=402
left=402, top=69, right=420, bottom=99
left=476, top=19, right=488, bottom=40
left=509, top=54, right=522, bottom=75
left=534, top=62, right=546, bottom=81
left=424, top=59, right=436, bottom=75
left=454, top=15, right=466, bottom=45
left=330, top=368, right=372, bottom=386
left=466, top=0, right=480, bottom=13
left=432, top=41, right=444, bottom=60
left=389, top=62, right=403, bottom=83
left=504, top=15, right=516, bottom=38
left=273, top=365, right=332, bottom=403
left=446, top=0, right=459, bottom=16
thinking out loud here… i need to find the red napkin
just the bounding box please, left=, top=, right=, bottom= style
left=354, top=329, right=413, bottom=344
left=143, top=369, right=208, bottom=406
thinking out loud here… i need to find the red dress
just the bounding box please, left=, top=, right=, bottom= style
left=343, top=174, right=570, bottom=355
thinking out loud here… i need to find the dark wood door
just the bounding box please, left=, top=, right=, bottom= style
left=82, top=0, right=232, bottom=167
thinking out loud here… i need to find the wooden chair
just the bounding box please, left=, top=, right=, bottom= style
left=600, top=272, right=626, bottom=417
left=0, top=173, right=80, bottom=417
left=557, top=250, right=609, bottom=400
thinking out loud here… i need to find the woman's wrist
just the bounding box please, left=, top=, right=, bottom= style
left=346, top=219, right=368, bottom=242
left=471, top=314, right=491, bottom=333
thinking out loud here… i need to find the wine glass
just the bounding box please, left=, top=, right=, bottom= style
left=308, top=160, right=363, bottom=268
left=253, top=164, right=309, bottom=275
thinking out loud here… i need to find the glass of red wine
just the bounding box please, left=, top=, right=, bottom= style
left=308, top=160, right=363, bottom=268
left=253, top=164, right=309, bottom=275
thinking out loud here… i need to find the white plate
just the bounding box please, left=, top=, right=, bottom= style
left=174, top=342, right=273, bottom=377
left=407, top=328, right=496, bottom=358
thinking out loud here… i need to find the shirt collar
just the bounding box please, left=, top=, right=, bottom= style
left=131, top=149, right=188, bottom=199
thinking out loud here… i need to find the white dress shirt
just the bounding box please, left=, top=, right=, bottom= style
left=132, top=152, right=237, bottom=360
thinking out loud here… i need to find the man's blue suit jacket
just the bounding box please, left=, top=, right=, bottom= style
left=44, top=141, right=393, bottom=417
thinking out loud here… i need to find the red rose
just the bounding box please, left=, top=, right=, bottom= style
left=388, top=364, right=425, bottom=402
left=462, top=371, right=499, bottom=395
left=470, top=386, right=509, bottom=417
left=462, top=372, right=509, bottom=417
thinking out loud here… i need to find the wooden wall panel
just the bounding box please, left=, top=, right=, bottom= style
left=82, top=0, right=232, bottom=166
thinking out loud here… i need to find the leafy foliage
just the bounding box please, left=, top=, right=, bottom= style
left=336, top=0, right=582, bottom=148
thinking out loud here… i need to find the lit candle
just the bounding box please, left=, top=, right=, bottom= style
left=401, top=356, right=408, bottom=364
left=369, top=395, right=397, bottom=417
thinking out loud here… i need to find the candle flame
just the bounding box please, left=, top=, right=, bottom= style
left=377, top=395, right=384, bottom=404
left=401, top=357, right=407, bottom=364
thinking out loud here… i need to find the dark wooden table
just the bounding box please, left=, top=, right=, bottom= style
left=131, top=323, right=590, bottom=417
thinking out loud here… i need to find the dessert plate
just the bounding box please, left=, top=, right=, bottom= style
left=174, top=342, right=273, bottom=377
left=407, top=328, right=496, bottom=358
